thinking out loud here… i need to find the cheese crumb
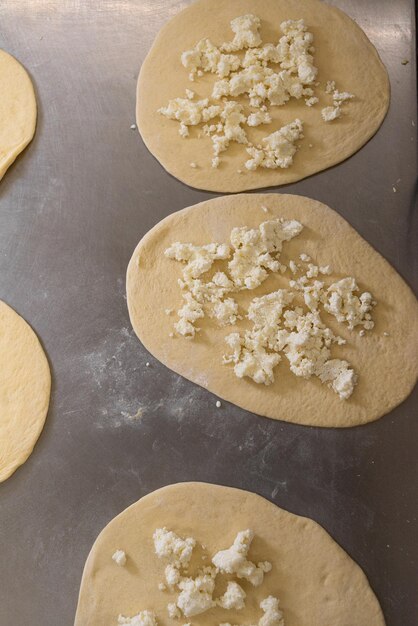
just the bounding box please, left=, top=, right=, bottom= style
left=112, top=549, right=127, bottom=566
left=217, top=581, right=246, bottom=609
left=117, top=611, right=158, bottom=626
left=153, top=527, right=196, bottom=568
left=221, top=14, right=262, bottom=52
left=259, top=596, right=285, bottom=626
left=247, top=110, right=272, bottom=127
left=212, top=529, right=271, bottom=586
left=215, top=400, right=221, bottom=408
left=245, top=119, right=304, bottom=170
left=324, top=278, right=375, bottom=330
left=177, top=567, right=217, bottom=617
left=321, top=105, right=341, bottom=122
left=305, top=96, right=319, bottom=106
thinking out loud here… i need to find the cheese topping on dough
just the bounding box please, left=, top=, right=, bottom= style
left=164, top=215, right=376, bottom=400
left=159, top=15, right=355, bottom=168
left=151, top=527, right=276, bottom=620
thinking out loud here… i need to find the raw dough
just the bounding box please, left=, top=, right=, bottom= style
left=0, top=301, right=50, bottom=482
left=126, top=194, right=418, bottom=427
left=0, top=49, right=37, bottom=181
left=74, top=482, right=386, bottom=625
left=136, top=0, right=390, bottom=192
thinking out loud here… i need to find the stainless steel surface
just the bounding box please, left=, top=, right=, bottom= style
left=0, top=1, right=416, bottom=624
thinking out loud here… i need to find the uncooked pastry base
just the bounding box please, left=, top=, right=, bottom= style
left=0, top=49, right=37, bottom=181
left=74, top=482, right=386, bottom=626
left=126, top=194, right=418, bottom=428
left=136, top=0, right=390, bottom=192
left=0, top=301, right=50, bottom=482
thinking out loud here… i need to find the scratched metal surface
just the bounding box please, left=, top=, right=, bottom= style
left=0, top=0, right=416, bottom=624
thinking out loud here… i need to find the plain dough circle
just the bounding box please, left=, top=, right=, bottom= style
left=0, top=49, right=37, bottom=181
left=0, top=301, right=51, bottom=482
left=136, top=0, right=390, bottom=193
left=74, top=482, right=386, bottom=626
left=126, top=194, right=418, bottom=428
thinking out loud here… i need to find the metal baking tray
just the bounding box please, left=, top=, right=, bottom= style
left=0, top=1, right=416, bottom=624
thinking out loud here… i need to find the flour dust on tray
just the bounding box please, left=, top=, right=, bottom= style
left=74, top=482, right=386, bottom=625
left=136, top=0, right=390, bottom=192
left=126, top=194, right=418, bottom=427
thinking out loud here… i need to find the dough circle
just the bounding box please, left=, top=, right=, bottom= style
left=0, top=301, right=51, bottom=482
left=126, top=194, right=418, bottom=428
left=74, top=482, right=386, bottom=626
left=0, top=49, right=37, bottom=182
left=136, top=0, right=390, bottom=193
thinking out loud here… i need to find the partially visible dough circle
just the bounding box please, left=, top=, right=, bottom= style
left=0, top=301, right=50, bottom=482
left=136, top=0, right=390, bottom=192
left=126, top=193, right=418, bottom=428
left=0, top=49, right=37, bottom=181
left=74, top=482, right=386, bottom=626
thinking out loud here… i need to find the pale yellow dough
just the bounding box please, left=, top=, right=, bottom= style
left=126, top=194, right=418, bottom=428
left=136, top=0, right=390, bottom=192
left=0, top=301, right=50, bottom=482
left=0, top=49, right=37, bottom=181
left=74, top=482, right=386, bottom=626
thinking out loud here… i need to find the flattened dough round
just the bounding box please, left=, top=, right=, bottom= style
left=0, top=301, right=50, bottom=482
left=136, top=0, right=390, bottom=192
left=126, top=194, right=418, bottom=428
left=75, top=482, right=385, bottom=625
left=0, top=49, right=37, bottom=181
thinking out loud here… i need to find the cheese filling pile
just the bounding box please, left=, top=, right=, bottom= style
left=118, top=528, right=284, bottom=626
left=164, top=215, right=376, bottom=400
left=158, top=15, right=354, bottom=170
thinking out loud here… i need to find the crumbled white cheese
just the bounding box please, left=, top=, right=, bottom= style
left=228, top=218, right=303, bottom=289
left=325, top=80, right=336, bottom=93
left=167, top=603, right=181, bottom=619
left=221, top=14, right=262, bottom=52
left=112, top=549, right=127, bottom=566
left=215, top=400, right=221, bottom=408
left=190, top=162, right=197, bottom=168
left=324, top=277, right=375, bottom=330
left=321, top=105, right=341, bottom=122
left=117, top=611, right=158, bottom=626
left=176, top=567, right=217, bottom=617
left=245, top=119, right=304, bottom=170
left=165, top=563, right=182, bottom=587
left=159, top=97, right=221, bottom=134
left=247, top=110, right=272, bottom=127
left=259, top=596, right=285, bottom=626
left=332, top=89, right=354, bottom=103
left=153, top=527, right=196, bottom=568
left=165, top=242, right=230, bottom=282
left=212, top=529, right=271, bottom=586
left=211, top=101, right=248, bottom=161
left=181, top=38, right=241, bottom=80
left=211, top=297, right=239, bottom=326
left=175, top=292, right=205, bottom=337
left=224, top=331, right=281, bottom=385
left=305, top=96, right=319, bottom=106
left=217, top=581, right=246, bottom=610
left=166, top=216, right=374, bottom=401
left=317, top=359, right=357, bottom=400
